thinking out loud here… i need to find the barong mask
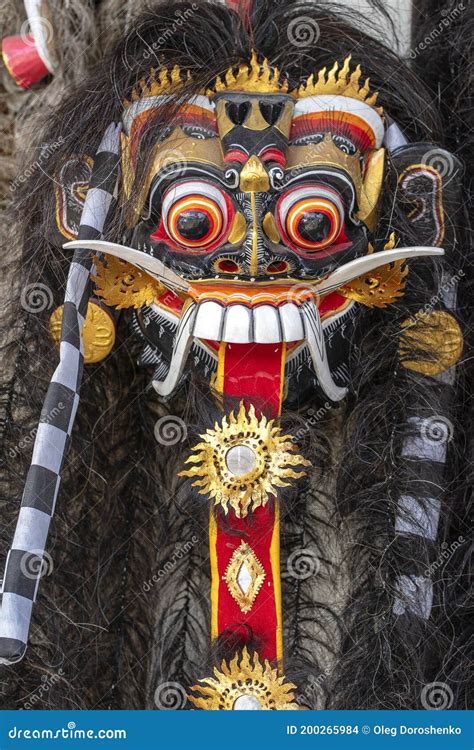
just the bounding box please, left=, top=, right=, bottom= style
left=64, top=55, right=443, bottom=404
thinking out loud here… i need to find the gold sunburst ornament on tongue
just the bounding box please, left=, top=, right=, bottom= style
left=179, top=402, right=310, bottom=518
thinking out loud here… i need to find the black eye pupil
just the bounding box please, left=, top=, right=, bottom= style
left=176, top=210, right=211, bottom=241
left=297, top=212, right=331, bottom=243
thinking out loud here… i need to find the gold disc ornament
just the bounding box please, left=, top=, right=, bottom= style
left=188, top=648, right=300, bottom=710
left=179, top=402, right=310, bottom=518
left=49, top=300, right=115, bottom=364
left=399, top=310, right=463, bottom=376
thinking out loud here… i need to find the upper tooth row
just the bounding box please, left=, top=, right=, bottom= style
left=192, top=301, right=305, bottom=344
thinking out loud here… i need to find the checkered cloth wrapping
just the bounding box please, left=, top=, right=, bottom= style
left=393, top=277, right=459, bottom=620
left=0, top=123, right=121, bottom=664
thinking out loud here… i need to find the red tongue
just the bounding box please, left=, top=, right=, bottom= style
left=217, top=342, right=286, bottom=417
left=211, top=342, right=286, bottom=665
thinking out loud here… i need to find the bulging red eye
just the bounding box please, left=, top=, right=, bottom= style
left=159, top=181, right=233, bottom=253
left=168, top=195, right=223, bottom=247
left=277, top=186, right=344, bottom=255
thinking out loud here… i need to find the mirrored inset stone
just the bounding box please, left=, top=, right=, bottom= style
left=225, top=444, right=256, bottom=476
left=237, top=562, right=253, bottom=594
left=233, top=694, right=263, bottom=710
left=223, top=542, right=266, bottom=613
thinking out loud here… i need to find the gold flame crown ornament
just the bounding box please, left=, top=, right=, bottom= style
left=179, top=402, right=311, bottom=518
left=211, top=49, right=289, bottom=94
left=123, top=53, right=382, bottom=110
left=296, top=55, right=382, bottom=112
left=123, top=65, right=192, bottom=108
left=188, top=647, right=301, bottom=710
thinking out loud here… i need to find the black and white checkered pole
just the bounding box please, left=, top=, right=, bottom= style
left=0, top=123, right=121, bottom=664
left=392, top=277, right=459, bottom=621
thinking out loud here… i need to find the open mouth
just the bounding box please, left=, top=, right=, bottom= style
left=160, top=292, right=348, bottom=403
left=188, top=281, right=314, bottom=344
left=192, top=299, right=305, bottom=343
left=64, top=239, right=445, bottom=403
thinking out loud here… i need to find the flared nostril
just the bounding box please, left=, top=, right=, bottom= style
left=266, top=261, right=290, bottom=275
left=215, top=259, right=241, bottom=274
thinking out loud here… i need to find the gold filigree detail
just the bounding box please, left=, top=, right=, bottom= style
left=296, top=55, right=382, bottom=113
left=188, top=647, right=300, bottom=710
left=92, top=256, right=164, bottom=309
left=339, top=234, right=408, bottom=308
left=399, top=310, right=463, bottom=376
left=339, top=261, right=408, bottom=308
left=224, top=542, right=266, bottom=613
left=49, top=301, right=115, bottom=364
left=179, top=402, right=310, bottom=518
left=211, top=50, right=289, bottom=95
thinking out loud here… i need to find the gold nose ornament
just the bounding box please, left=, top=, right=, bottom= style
left=239, top=155, right=270, bottom=193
